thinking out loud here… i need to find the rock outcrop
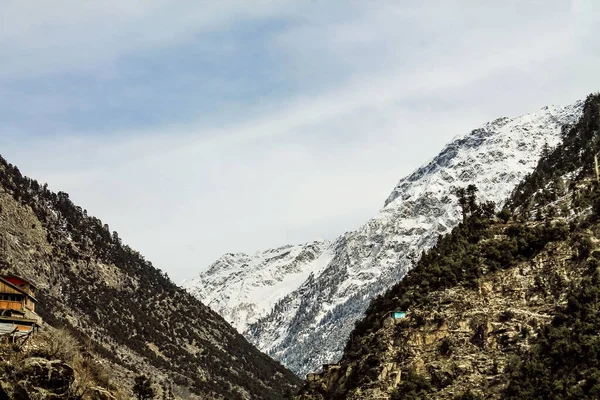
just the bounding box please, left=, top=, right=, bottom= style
left=183, top=240, right=330, bottom=333
left=296, top=93, right=600, bottom=399
left=189, top=99, right=583, bottom=376
left=0, top=328, right=121, bottom=400
left=0, top=153, right=301, bottom=398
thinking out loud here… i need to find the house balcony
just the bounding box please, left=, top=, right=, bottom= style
left=0, top=301, right=42, bottom=326
left=0, top=300, right=25, bottom=312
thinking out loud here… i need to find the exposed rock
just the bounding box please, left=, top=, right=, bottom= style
left=84, top=387, right=117, bottom=400
left=18, top=358, right=73, bottom=397
left=296, top=93, right=600, bottom=399
left=0, top=150, right=301, bottom=399
left=0, top=355, right=79, bottom=400
left=183, top=241, right=330, bottom=332
left=189, top=100, right=583, bottom=376
left=297, top=229, right=581, bottom=399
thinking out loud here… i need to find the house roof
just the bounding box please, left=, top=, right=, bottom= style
left=0, top=276, right=37, bottom=302
left=2, top=274, right=38, bottom=290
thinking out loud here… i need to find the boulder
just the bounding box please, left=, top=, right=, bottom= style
left=14, top=357, right=74, bottom=397
left=84, top=386, right=117, bottom=400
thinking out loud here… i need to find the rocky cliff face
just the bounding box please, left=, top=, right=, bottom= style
left=296, top=93, right=600, bottom=399
left=183, top=240, right=330, bottom=333
left=0, top=156, right=301, bottom=399
left=189, top=100, right=583, bottom=376
left=0, top=327, right=121, bottom=399
left=297, top=229, right=583, bottom=399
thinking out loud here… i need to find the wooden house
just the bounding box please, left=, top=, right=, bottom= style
left=0, top=275, right=42, bottom=335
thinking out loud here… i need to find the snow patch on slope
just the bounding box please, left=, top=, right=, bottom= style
left=186, top=101, right=583, bottom=376
left=183, top=240, right=331, bottom=332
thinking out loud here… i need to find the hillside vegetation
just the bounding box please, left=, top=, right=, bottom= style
left=297, top=93, right=600, bottom=399
left=238, top=99, right=580, bottom=377
left=0, top=327, right=124, bottom=399
left=0, top=155, right=300, bottom=399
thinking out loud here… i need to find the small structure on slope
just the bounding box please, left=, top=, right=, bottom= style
left=0, top=274, right=42, bottom=337
left=382, top=311, right=408, bottom=328
left=387, top=311, right=407, bottom=320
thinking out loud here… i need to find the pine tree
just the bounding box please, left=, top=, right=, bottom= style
left=133, top=375, right=156, bottom=400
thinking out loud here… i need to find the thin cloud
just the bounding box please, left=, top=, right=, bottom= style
left=0, top=2, right=599, bottom=282
left=0, top=0, right=294, bottom=78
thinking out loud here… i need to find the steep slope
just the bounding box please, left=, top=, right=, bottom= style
left=239, top=101, right=583, bottom=376
left=296, top=92, right=600, bottom=399
left=0, top=157, right=301, bottom=399
left=183, top=241, right=331, bottom=332
left=0, top=326, right=123, bottom=399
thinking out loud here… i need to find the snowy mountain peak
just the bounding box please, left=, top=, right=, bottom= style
left=183, top=240, right=331, bottom=332
left=185, top=99, right=583, bottom=376
left=384, top=101, right=583, bottom=208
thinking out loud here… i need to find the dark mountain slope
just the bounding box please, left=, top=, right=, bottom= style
left=0, top=156, right=301, bottom=399
left=296, top=92, right=600, bottom=399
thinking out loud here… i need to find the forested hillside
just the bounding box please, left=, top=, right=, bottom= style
left=297, top=93, right=600, bottom=399
left=0, top=155, right=301, bottom=399
left=196, top=100, right=581, bottom=377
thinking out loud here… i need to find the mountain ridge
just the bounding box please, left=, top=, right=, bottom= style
left=186, top=100, right=584, bottom=377
left=0, top=155, right=301, bottom=399
left=183, top=240, right=331, bottom=332
left=296, top=91, right=600, bottom=400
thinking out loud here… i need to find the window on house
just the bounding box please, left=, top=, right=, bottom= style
left=0, top=294, right=22, bottom=301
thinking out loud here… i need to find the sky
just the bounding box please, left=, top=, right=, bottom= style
left=1, top=1, right=599, bottom=282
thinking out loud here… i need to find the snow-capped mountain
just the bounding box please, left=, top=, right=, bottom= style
left=185, top=101, right=583, bottom=377
left=183, top=240, right=331, bottom=332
